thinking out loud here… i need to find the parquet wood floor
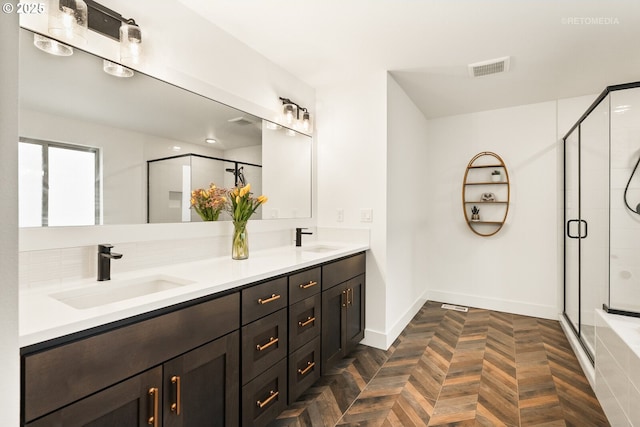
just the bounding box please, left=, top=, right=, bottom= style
left=273, top=301, right=609, bottom=427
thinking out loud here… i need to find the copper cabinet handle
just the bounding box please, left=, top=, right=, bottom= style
left=298, top=316, right=316, bottom=328
left=171, top=375, right=181, bottom=415
left=256, top=390, right=279, bottom=408
left=297, top=361, right=315, bottom=376
left=256, top=336, right=279, bottom=351
left=342, top=290, right=347, bottom=307
left=299, top=280, right=318, bottom=289
left=258, top=294, right=281, bottom=305
left=148, top=387, right=159, bottom=427
left=347, top=288, right=353, bottom=306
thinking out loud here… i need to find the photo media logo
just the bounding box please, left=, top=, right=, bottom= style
left=561, top=16, right=620, bottom=25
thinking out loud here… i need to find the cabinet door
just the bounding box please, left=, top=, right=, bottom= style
left=163, top=331, right=240, bottom=427
left=321, top=282, right=347, bottom=374
left=345, top=274, right=365, bottom=355
left=26, top=367, right=162, bottom=427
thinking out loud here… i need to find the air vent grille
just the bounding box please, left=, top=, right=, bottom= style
left=468, top=56, right=510, bottom=78
left=228, top=116, right=256, bottom=126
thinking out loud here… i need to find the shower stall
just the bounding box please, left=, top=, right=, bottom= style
left=563, top=82, right=640, bottom=362
left=147, top=153, right=262, bottom=223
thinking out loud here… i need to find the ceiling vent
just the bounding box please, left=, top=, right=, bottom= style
left=468, top=56, right=511, bottom=78
left=227, top=116, right=256, bottom=126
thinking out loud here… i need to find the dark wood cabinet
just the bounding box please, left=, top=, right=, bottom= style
left=22, top=251, right=366, bottom=427
left=321, top=253, right=366, bottom=374
left=163, top=331, right=240, bottom=427
left=26, top=367, right=163, bottom=427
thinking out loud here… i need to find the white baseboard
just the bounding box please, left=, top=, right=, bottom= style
left=361, top=292, right=428, bottom=350
left=426, top=290, right=558, bottom=320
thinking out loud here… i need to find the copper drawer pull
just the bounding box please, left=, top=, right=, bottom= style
left=299, top=280, right=318, bottom=289
left=297, top=361, right=315, bottom=376
left=342, top=290, right=347, bottom=307
left=256, top=390, right=279, bottom=408
left=258, top=294, right=281, bottom=304
left=347, top=288, right=353, bottom=306
left=256, top=336, right=279, bottom=351
left=171, top=375, right=181, bottom=415
left=298, top=316, right=316, bottom=328
left=148, top=387, right=159, bottom=427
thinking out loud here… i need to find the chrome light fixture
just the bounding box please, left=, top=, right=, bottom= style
left=33, top=33, right=74, bottom=56
left=279, top=97, right=312, bottom=132
left=48, top=0, right=88, bottom=44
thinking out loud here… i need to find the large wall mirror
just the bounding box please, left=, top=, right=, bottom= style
left=18, top=28, right=312, bottom=227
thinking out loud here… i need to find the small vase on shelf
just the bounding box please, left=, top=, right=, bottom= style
left=232, top=221, right=249, bottom=260
left=491, top=170, right=501, bottom=182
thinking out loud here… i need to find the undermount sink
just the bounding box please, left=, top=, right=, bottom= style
left=301, top=244, right=344, bottom=253
left=51, top=275, right=195, bottom=310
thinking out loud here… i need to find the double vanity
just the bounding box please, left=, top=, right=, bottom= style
left=20, top=242, right=368, bottom=427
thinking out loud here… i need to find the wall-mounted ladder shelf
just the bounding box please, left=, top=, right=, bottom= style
left=462, top=152, right=510, bottom=237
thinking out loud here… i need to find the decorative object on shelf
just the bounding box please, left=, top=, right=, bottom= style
left=229, top=184, right=268, bottom=260
left=481, top=192, right=496, bottom=202
left=462, top=151, right=510, bottom=237
left=190, top=183, right=227, bottom=221
left=471, top=206, right=480, bottom=221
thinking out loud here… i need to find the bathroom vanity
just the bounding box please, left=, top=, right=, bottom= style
left=20, top=244, right=367, bottom=427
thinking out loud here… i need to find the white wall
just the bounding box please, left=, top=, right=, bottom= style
left=0, top=11, right=20, bottom=427
left=316, top=71, right=388, bottom=342
left=425, top=101, right=560, bottom=319
left=385, top=75, right=430, bottom=346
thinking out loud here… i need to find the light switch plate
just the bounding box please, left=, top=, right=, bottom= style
left=360, top=208, right=373, bottom=222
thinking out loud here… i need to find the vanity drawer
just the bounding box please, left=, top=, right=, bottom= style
left=242, top=277, right=288, bottom=325
left=322, top=252, right=366, bottom=290
left=241, top=308, right=287, bottom=384
left=288, top=337, right=321, bottom=404
left=23, top=293, right=239, bottom=423
left=289, top=267, right=321, bottom=304
left=289, top=293, right=321, bottom=351
left=241, top=358, right=287, bottom=427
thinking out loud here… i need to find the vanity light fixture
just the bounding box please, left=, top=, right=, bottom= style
left=279, top=97, right=312, bottom=132
left=48, top=0, right=88, bottom=45
left=33, top=33, right=74, bottom=56
left=103, top=59, right=134, bottom=78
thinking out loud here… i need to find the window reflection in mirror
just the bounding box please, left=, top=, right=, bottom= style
left=18, top=28, right=312, bottom=227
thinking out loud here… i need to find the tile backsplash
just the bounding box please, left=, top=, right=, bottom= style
left=19, top=229, right=296, bottom=290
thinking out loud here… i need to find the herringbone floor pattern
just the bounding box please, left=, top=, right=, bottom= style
left=273, top=301, right=609, bottom=427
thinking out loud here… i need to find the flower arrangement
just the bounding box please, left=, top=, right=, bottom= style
left=190, top=183, right=228, bottom=221
left=229, top=183, right=267, bottom=260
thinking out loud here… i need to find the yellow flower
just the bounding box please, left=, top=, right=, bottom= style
left=236, top=196, right=240, bottom=204
left=257, top=195, right=268, bottom=204
left=239, top=184, right=250, bottom=197
left=190, top=198, right=195, bottom=205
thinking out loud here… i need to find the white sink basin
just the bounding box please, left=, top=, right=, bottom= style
left=301, top=244, right=344, bottom=253
left=51, top=275, right=195, bottom=309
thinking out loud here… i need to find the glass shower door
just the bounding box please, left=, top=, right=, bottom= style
left=564, top=128, right=580, bottom=335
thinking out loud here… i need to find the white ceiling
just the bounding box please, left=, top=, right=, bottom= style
left=178, top=0, right=640, bottom=118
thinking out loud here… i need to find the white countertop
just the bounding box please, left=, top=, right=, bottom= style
left=19, top=241, right=369, bottom=348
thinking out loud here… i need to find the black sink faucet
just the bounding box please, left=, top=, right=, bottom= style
left=97, top=244, right=123, bottom=281
left=295, top=228, right=313, bottom=247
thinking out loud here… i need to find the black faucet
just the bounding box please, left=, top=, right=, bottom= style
left=295, top=228, right=313, bottom=247
left=97, top=244, right=123, bottom=281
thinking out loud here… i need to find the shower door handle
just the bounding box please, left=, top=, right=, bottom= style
left=567, top=219, right=588, bottom=239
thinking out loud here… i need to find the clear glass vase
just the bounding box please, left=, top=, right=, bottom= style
left=232, top=221, right=249, bottom=260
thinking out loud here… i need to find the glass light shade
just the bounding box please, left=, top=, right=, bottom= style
left=120, top=22, right=142, bottom=65
left=283, top=103, right=296, bottom=124
left=103, top=60, right=134, bottom=78
left=33, top=33, right=73, bottom=56
left=302, top=111, right=310, bottom=132
left=48, top=0, right=88, bottom=44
